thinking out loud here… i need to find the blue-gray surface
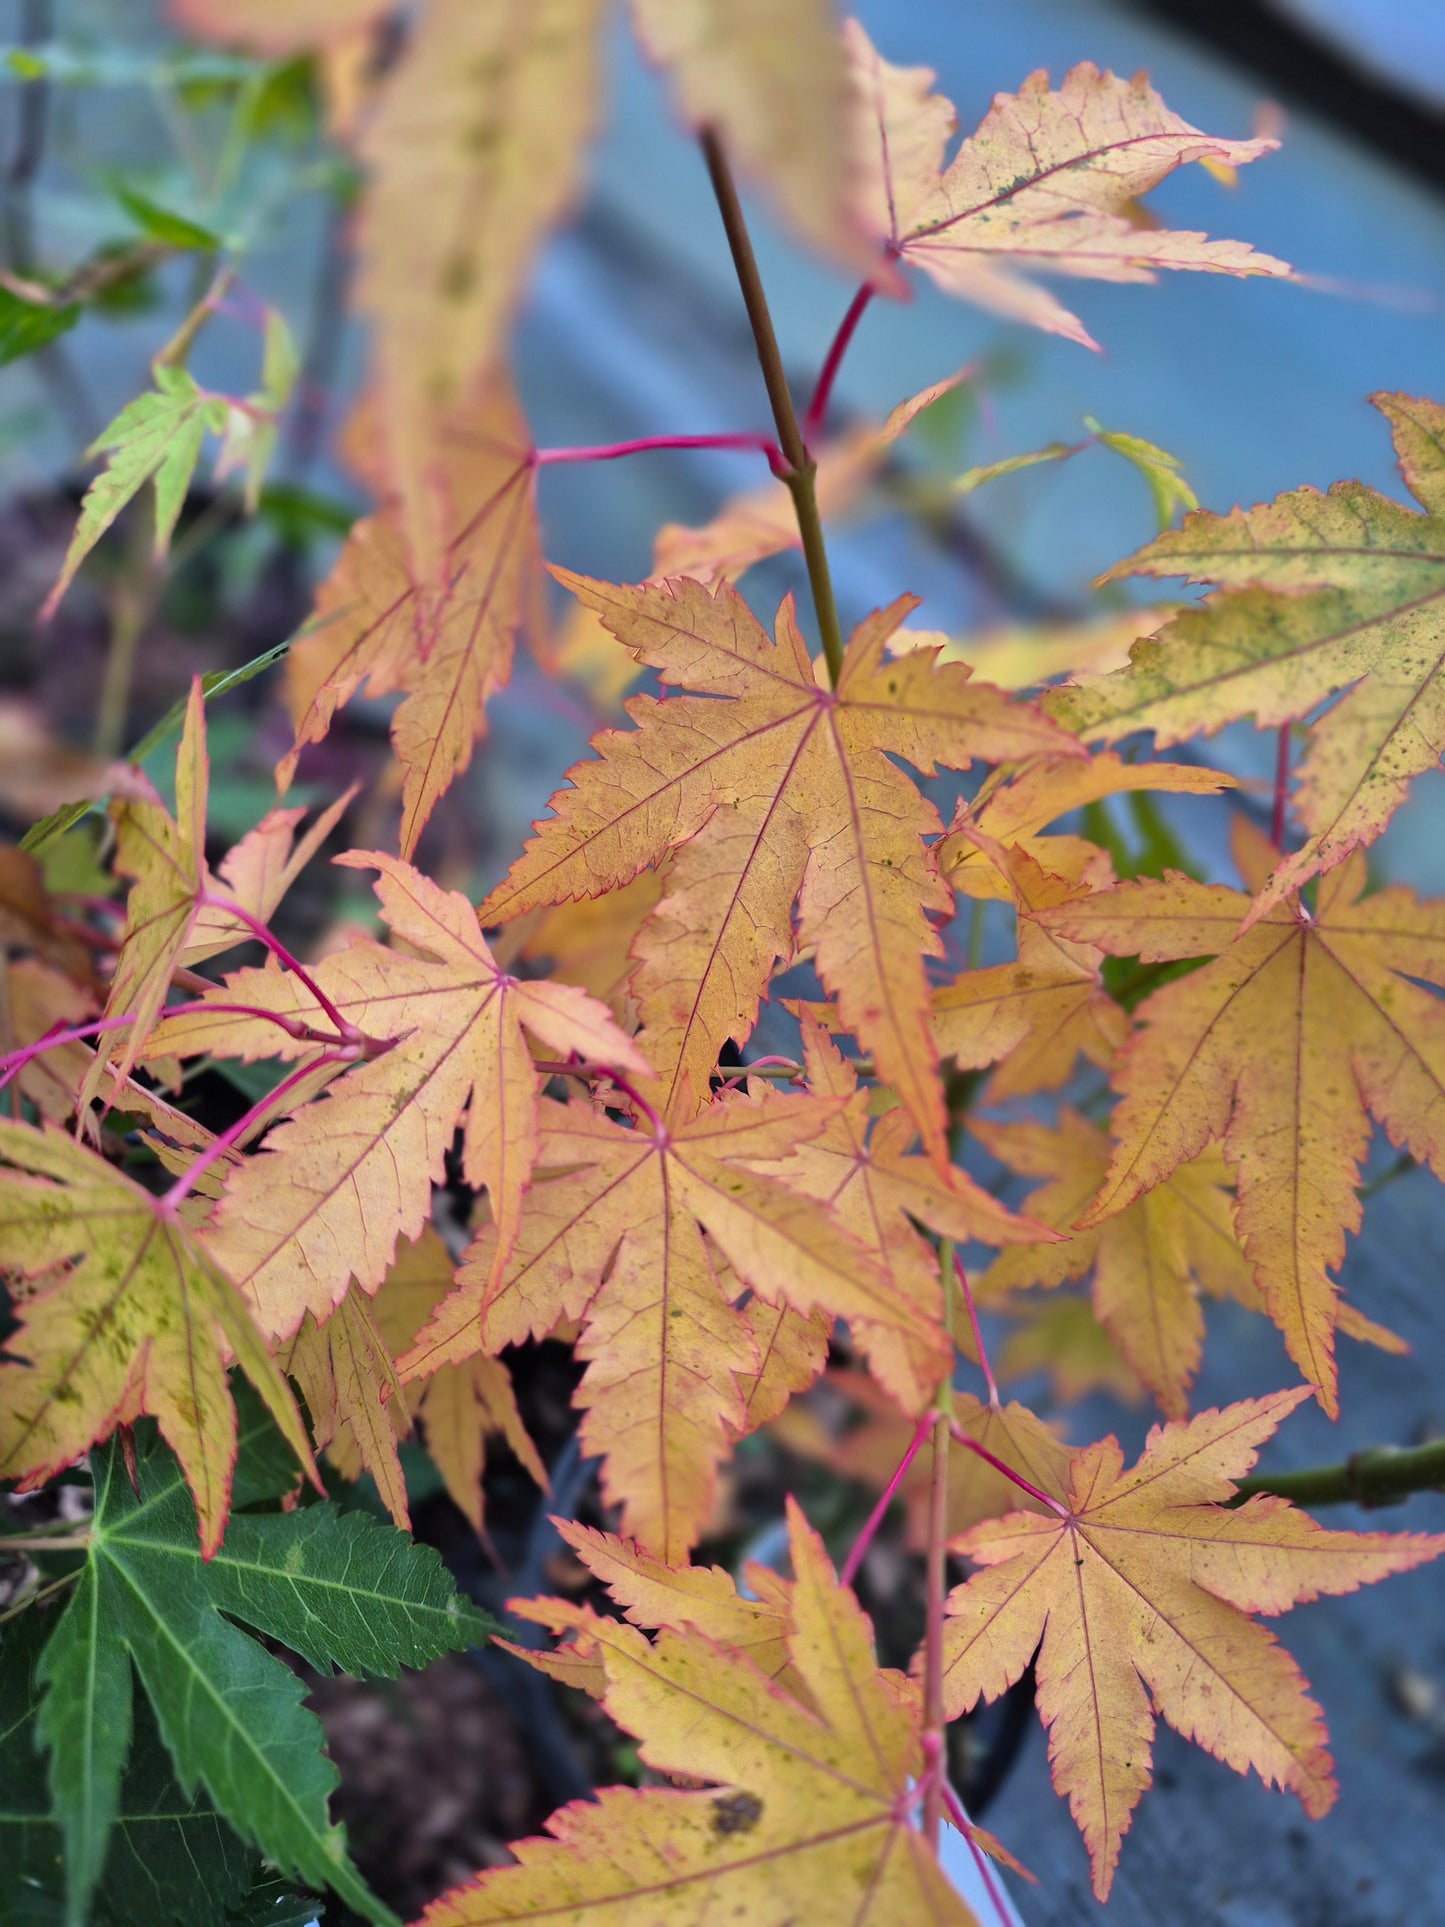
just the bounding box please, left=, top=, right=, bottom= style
left=6, top=3, right=1445, bottom=1920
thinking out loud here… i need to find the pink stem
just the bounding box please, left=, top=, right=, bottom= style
left=1271, top=724, right=1291, bottom=850
left=599, top=1068, right=666, bottom=1139
left=840, top=1411, right=936, bottom=1588
left=161, top=1050, right=353, bottom=1210
left=953, top=1252, right=999, bottom=1408
left=804, top=281, right=876, bottom=438
left=161, top=1000, right=347, bottom=1048
left=0, top=1016, right=137, bottom=1091
left=533, top=431, right=784, bottom=472
left=950, top=1422, right=1068, bottom=1517
left=198, top=893, right=358, bottom=1043
left=941, top=1778, right=1015, bottom=1926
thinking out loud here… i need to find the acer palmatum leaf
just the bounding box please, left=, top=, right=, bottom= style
left=631, top=0, right=875, bottom=278
left=478, top=571, right=1078, bottom=1162
left=356, top=0, right=596, bottom=572
left=0, top=1121, right=316, bottom=1554
left=279, top=376, right=539, bottom=856
left=932, top=845, right=1127, bottom=1101
left=845, top=21, right=1291, bottom=349
left=183, top=788, right=353, bottom=965
left=279, top=1286, right=412, bottom=1531
left=1035, top=815, right=1445, bottom=1413
left=974, top=1110, right=1402, bottom=1421
left=400, top=1068, right=945, bottom=1560
left=739, top=1009, right=1041, bottom=1410
left=168, top=0, right=386, bottom=52
left=942, top=1390, right=1445, bottom=1900
left=974, top=1111, right=1254, bottom=1420
left=421, top=1500, right=977, bottom=1925
left=194, top=853, right=645, bottom=1339
left=1054, top=392, right=1445, bottom=917
left=935, top=749, right=1235, bottom=903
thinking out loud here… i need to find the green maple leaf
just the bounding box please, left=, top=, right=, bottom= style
left=31, top=1418, right=489, bottom=1925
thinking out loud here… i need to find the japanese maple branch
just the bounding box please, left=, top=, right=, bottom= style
left=534, top=431, right=784, bottom=470
left=1232, top=1436, right=1445, bottom=1509
left=0, top=1016, right=136, bottom=1090
left=700, top=128, right=847, bottom=686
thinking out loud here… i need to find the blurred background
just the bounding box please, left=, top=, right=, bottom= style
left=2, top=3, right=1443, bottom=1921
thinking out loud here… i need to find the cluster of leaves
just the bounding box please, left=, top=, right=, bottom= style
left=2, top=3, right=1444, bottom=1923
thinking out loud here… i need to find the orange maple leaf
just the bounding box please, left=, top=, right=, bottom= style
left=186, top=853, right=644, bottom=1338
left=1035, top=816, right=1445, bottom=1413
left=739, top=1009, right=1041, bottom=1411
left=478, top=572, right=1077, bottom=1160
left=933, top=846, right=1127, bottom=1101
left=941, top=1390, right=1445, bottom=1900
left=279, top=378, right=540, bottom=856
left=422, top=1499, right=976, bottom=1925
left=845, top=21, right=1291, bottom=350
left=400, top=1066, right=944, bottom=1560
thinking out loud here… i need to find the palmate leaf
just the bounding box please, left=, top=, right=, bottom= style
left=739, top=1009, right=1039, bottom=1412
left=1053, top=392, right=1445, bottom=915
left=400, top=1058, right=944, bottom=1560
left=1035, top=815, right=1445, bottom=1413
left=43, top=366, right=216, bottom=620
left=631, top=0, right=874, bottom=277
left=0, top=1119, right=315, bottom=1556
left=155, top=853, right=644, bottom=1338
left=932, top=848, right=1127, bottom=1102
left=279, top=377, right=540, bottom=855
left=478, top=571, right=1075, bottom=1161
left=941, top=1392, right=1445, bottom=1900
left=355, top=0, right=597, bottom=569
left=422, top=1501, right=976, bottom=1925
left=2, top=1617, right=261, bottom=1927
left=845, top=20, right=1291, bottom=351
left=34, top=1423, right=487, bottom=1926
left=973, top=1110, right=1401, bottom=1419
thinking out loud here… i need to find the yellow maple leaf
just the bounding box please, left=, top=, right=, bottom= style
left=933, top=847, right=1127, bottom=1101
left=845, top=22, right=1291, bottom=350
left=400, top=1065, right=944, bottom=1560
left=1055, top=392, right=1445, bottom=916
left=941, top=1390, right=1445, bottom=1900
left=739, top=1009, right=1041, bottom=1412
left=1036, top=815, right=1445, bottom=1414
left=0, top=1120, right=315, bottom=1553
left=279, top=1285, right=412, bottom=1531
left=323, top=1229, right=544, bottom=1535
left=421, top=1499, right=976, bottom=1925
left=188, top=853, right=644, bottom=1338
left=479, top=571, right=1077, bottom=1159
left=280, top=377, right=539, bottom=856
left=355, top=0, right=596, bottom=572
left=632, top=0, right=874, bottom=278
left=935, top=748, right=1236, bottom=903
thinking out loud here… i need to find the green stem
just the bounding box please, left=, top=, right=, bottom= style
left=699, top=129, right=846, bottom=687
left=1232, top=1437, right=1445, bottom=1509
